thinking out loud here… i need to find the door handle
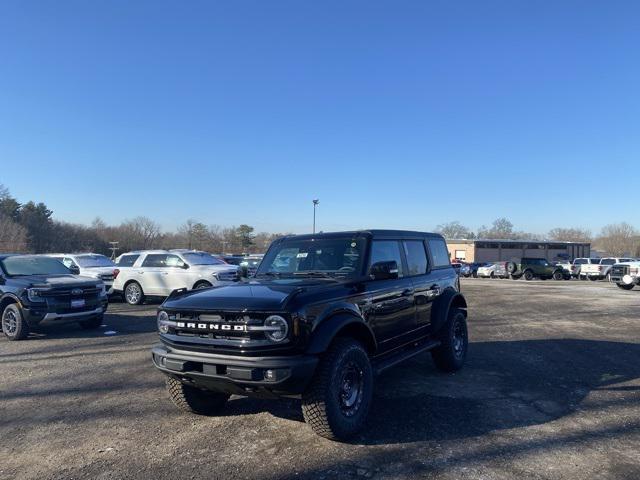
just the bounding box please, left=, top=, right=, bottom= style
left=428, top=286, right=440, bottom=296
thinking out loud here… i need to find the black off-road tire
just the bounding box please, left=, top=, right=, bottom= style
left=506, top=262, right=517, bottom=274
left=617, top=283, right=635, bottom=290
left=523, top=270, right=534, bottom=281
left=124, top=281, right=145, bottom=305
left=432, top=308, right=468, bottom=372
left=588, top=276, right=599, bottom=282
left=301, top=338, right=373, bottom=441
left=1, top=303, right=29, bottom=341
left=79, top=314, right=103, bottom=330
left=166, top=377, right=230, bottom=415
left=193, top=281, right=213, bottom=290
left=552, top=270, right=564, bottom=281
left=490, top=272, right=495, bottom=279
left=510, top=274, right=521, bottom=280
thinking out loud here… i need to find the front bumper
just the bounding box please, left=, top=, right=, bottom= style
left=152, top=344, right=319, bottom=397
left=25, top=300, right=108, bottom=326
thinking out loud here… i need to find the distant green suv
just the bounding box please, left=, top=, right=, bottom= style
left=506, top=258, right=568, bottom=281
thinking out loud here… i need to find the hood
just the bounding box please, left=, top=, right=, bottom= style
left=163, top=278, right=334, bottom=311
left=80, top=266, right=117, bottom=276
left=188, top=264, right=239, bottom=272
left=10, top=274, right=101, bottom=289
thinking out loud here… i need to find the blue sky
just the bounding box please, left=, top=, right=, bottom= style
left=0, top=1, right=638, bottom=235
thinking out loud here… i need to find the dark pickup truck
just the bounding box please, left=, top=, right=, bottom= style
left=152, top=230, right=469, bottom=440
left=0, top=254, right=109, bottom=340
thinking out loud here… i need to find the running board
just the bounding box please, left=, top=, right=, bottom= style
left=373, top=339, right=441, bottom=376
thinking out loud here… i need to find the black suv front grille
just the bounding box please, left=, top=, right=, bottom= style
left=166, top=311, right=290, bottom=349
left=40, top=287, right=101, bottom=298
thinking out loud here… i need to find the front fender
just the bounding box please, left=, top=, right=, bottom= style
left=305, top=311, right=377, bottom=355
left=431, top=288, right=467, bottom=334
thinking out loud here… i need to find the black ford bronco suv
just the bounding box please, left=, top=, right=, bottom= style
left=0, top=254, right=109, bottom=340
left=152, top=230, right=468, bottom=440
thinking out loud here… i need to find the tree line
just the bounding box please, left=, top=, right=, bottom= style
left=0, top=185, right=285, bottom=257
left=435, top=218, right=640, bottom=257
left=2, top=185, right=639, bottom=257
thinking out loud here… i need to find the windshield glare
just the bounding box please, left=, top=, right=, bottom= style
left=75, top=254, right=115, bottom=268
left=2, top=256, right=73, bottom=276
left=257, top=237, right=365, bottom=278
left=181, top=252, right=225, bottom=265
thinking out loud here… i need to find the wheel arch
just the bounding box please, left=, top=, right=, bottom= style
left=0, top=293, right=21, bottom=315
left=305, top=312, right=377, bottom=355
left=431, top=288, right=468, bottom=334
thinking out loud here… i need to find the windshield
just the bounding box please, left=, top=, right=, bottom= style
left=257, top=236, right=366, bottom=278
left=75, top=254, right=116, bottom=268
left=1, top=256, right=72, bottom=276
left=181, top=252, right=225, bottom=265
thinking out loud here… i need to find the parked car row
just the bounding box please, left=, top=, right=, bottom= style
left=0, top=249, right=267, bottom=340
left=459, top=256, right=640, bottom=289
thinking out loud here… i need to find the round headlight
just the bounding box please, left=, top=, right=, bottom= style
left=264, top=315, right=288, bottom=342
left=157, top=310, right=170, bottom=334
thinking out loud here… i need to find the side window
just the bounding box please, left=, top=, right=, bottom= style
left=165, top=254, right=186, bottom=268
left=117, top=255, right=139, bottom=267
left=369, top=241, right=404, bottom=277
left=403, top=241, right=428, bottom=276
left=427, top=238, right=451, bottom=268
left=142, top=254, right=169, bottom=267
left=63, top=258, right=77, bottom=268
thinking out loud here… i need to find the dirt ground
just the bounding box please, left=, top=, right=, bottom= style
left=1, top=279, right=639, bottom=480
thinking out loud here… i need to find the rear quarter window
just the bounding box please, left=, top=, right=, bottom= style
left=117, top=255, right=140, bottom=267
left=427, top=238, right=451, bottom=268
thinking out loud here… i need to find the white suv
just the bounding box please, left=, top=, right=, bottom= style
left=112, top=250, right=238, bottom=305
left=45, top=253, right=118, bottom=294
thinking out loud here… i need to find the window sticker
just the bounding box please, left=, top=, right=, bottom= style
left=296, top=252, right=308, bottom=258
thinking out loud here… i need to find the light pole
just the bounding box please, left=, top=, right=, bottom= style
left=312, top=199, right=320, bottom=233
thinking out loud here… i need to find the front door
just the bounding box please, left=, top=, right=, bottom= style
left=366, top=240, right=417, bottom=352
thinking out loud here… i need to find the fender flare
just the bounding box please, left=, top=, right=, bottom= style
left=0, top=292, right=22, bottom=311
left=305, top=312, right=377, bottom=355
left=431, top=288, right=467, bottom=334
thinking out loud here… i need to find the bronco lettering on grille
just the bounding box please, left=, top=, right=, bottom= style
left=176, top=321, right=246, bottom=332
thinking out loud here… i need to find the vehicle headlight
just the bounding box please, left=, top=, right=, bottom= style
left=27, top=288, right=47, bottom=303
left=264, top=315, right=288, bottom=342
left=157, top=310, right=170, bottom=334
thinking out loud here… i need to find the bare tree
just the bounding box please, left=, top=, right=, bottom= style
left=0, top=215, right=27, bottom=252
left=435, top=221, right=475, bottom=239
left=547, top=227, right=592, bottom=243
left=595, top=223, right=638, bottom=256
left=477, top=218, right=515, bottom=239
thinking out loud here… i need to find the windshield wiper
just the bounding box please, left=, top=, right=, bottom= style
left=293, top=271, right=336, bottom=279
left=256, top=271, right=283, bottom=278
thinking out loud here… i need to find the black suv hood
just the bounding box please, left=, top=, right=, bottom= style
left=9, top=274, right=101, bottom=289
left=163, top=278, right=340, bottom=311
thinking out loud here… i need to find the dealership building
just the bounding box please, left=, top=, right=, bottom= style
left=447, top=239, right=591, bottom=263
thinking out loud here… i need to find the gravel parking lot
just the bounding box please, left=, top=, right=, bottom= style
left=1, top=279, right=639, bottom=480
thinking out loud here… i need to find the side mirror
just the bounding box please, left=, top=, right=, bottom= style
left=370, top=261, right=399, bottom=280
left=69, top=265, right=80, bottom=275
left=239, top=265, right=249, bottom=278
left=181, top=263, right=190, bottom=269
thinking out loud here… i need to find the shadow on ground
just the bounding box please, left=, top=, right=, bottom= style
left=220, top=339, right=640, bottom=446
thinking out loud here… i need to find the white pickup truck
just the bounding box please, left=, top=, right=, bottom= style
left=557, top=258, right=598, bottom=278
left=580, top=257, right=635, bottom=281
left=609, top=261, right=640, bottom=290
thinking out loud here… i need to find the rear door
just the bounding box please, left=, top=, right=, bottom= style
left=366, top=239, right=417, bottom=350
left=403, top=239, right=436, bottom=333
left=139, top=254, right=169, bottom=295
left=425, top=237, right=457, bottom=329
